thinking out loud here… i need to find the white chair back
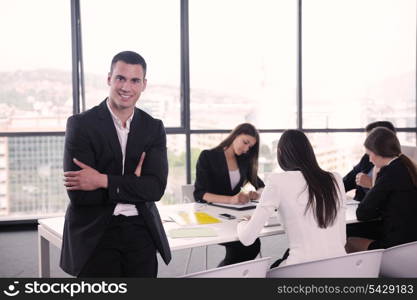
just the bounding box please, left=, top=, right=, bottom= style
left=181, top=257, right=271, bottom=278
left=181, top=184, right=195, bottom=203
left=380, top=241, right=417, bottom=278
left=267, top=249, right=383, bottom=278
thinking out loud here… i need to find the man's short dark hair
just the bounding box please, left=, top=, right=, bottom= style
left=365, top=121, right=396, bottom=133
left=110, top=51, right=147, bottom=77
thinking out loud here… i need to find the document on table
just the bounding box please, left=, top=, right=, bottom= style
left=168, top=227, right=218, bottom=238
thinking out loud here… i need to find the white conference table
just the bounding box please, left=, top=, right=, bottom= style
left=37, top=202, right=359, bottom=277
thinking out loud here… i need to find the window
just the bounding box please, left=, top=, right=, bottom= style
left=0, top=136, right=66, bottom=219
left=81, top=0, right=181, bottom=127
left=163, top=135, right=186, bottom=205
left=303, top=0, right=416, bottom=129
left=0, top=0, right=415, bottom=220
left=0, top=0, right=72, bottom=132
left=189, top=0, right=297, bottom=129
left=307, top=131, right=416, bottom=179
left=306, top=132, right=366, bottom=176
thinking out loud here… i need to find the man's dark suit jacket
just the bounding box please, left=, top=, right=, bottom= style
left=193, top=148, right=265, bottom=202
left=60, top=100, right=171, bottom=276
left=356, top=158, right=417, bottom=248
left=343, top=154, right=374, bottom=201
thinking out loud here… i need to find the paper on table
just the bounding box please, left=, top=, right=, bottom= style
left=168, top=227, right=218, bottom=238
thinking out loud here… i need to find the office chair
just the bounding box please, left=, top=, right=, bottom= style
left=267, top=249, right=383, bottom=278
left=180, top=257, right=271, bottom=278
left=380, top=240, right=417, bottom=278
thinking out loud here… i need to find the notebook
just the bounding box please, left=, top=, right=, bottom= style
left=209, top=202, right=257, bottom=211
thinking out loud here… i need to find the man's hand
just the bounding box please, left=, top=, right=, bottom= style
left=230, top=192, right=250, bottom=204
left=64, top=158, right=108, bottom=191
left=355, top=172, right=372, bottom=188
left=134, top=152, right=146, bottom=177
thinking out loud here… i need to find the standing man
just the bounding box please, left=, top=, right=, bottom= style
left=60, top=51, right=171, bottom=277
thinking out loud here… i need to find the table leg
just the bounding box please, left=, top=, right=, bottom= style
left=38, top=227, right=50, bottom=278
left=184, top=248, right=193, bottom=275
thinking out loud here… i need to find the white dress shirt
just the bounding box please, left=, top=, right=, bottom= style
left=106, top=100, right=138, bottom=216
left=229, top=169, right=240, bottom=190
left=237, top=171, right=347, bottom=267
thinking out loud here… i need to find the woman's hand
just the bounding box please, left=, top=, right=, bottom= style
left=355, top=172, right=372, bottom=188
left=248, top=191, right=260, bottom=200
left=230, top=192, right=250, bottom=204
left=238, top=215, right=251, bottom=222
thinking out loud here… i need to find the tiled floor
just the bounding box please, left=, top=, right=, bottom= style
left=0, top=229, right=289, bottom=277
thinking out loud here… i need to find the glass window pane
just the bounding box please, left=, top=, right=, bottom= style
left=306, top=132, right=416, bottom=178
left=0, top=0, right=72, bottom=132
left=400, top=132, right=417, bottom=147
left=0, top=136, right=66, bottom=220
left=161, top=134, right=186, bottom=205
left=303, top=0, right=416, bottom=128
left=190, top=134, right=226, bottom=182
left=0, top=134, right=188, bottom=219
left=81, top=0, right=181, bottom=127
left=189, top=0, right=297, bottom=129
left=306, top=132, right=366, bottom=177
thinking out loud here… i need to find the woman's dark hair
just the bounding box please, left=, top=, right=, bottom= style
left=364, top=127, right=417, bottom=186
left=214, top=123, right=260, bottom=188
left=365, top=121, right=396, bottom=133
left=277, top=130, right=340, bottom=228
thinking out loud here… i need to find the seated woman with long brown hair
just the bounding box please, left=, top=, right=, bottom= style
left=194, top=123, right=265, bottom=266
left=346, top=127, right=417, bottom=252
left=237, top=130, right=347, bottom=267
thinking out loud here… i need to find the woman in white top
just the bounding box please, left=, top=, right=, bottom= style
left=238, top=129, right=347, bottom=267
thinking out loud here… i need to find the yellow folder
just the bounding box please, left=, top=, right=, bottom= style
left=170, top=211, right=221, bottom=226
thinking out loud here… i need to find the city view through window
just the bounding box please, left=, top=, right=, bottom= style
left=0, top=0, right=415, bottom=220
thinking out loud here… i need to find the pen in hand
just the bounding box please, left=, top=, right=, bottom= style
left=237, top=215, right=251, bottom=222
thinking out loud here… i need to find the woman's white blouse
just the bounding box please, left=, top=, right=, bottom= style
left=229, top=169, right=241, bottom=190
left=237, top=171, right=347, bottom=266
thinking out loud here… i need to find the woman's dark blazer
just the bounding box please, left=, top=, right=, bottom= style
left=343, top=154, right=374, bottom=201
left=193, top=149, right=265, bottom=203
left=356, top=158, right=417, bottom=248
